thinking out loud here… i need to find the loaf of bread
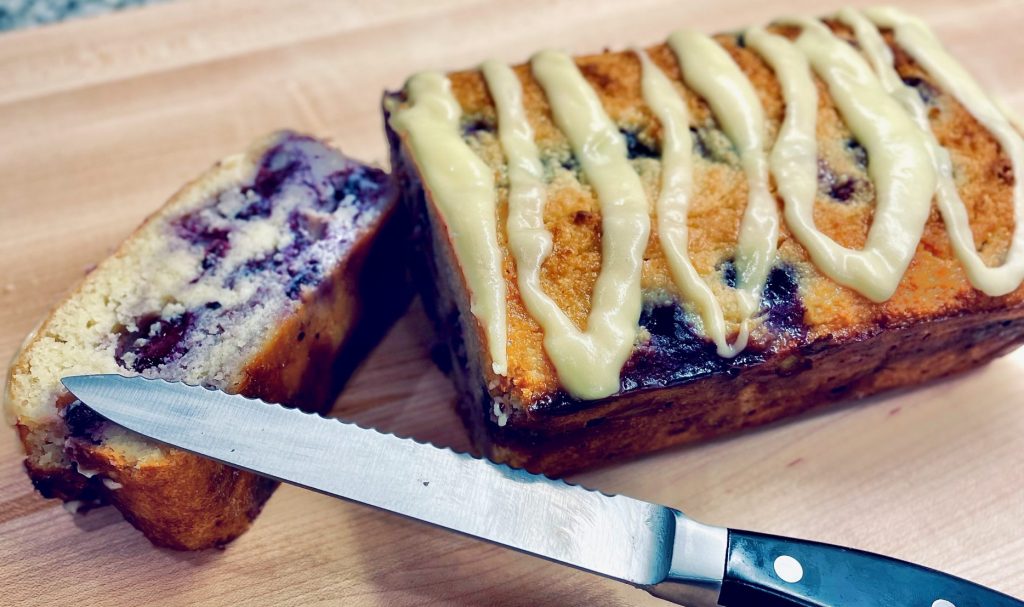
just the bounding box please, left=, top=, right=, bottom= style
left=384, top=7, right=1024, bottom=475
left=4, top=131, right=406, bottom=549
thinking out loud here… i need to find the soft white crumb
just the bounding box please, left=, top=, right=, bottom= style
left=492, top=402, right=509, bottom=427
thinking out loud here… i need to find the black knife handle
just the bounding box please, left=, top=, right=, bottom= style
left=719, top=529, right=1024, bottom=607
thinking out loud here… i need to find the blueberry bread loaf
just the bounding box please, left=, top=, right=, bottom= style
left=4, top=131, right=405, bottom=549
left=384, top=7, right=1024, bottom=474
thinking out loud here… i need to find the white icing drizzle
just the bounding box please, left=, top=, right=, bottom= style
left=520, top=50, right=651, bottom=399
left=389, top=72, right=508, bottom=375
left=635, top=48, right=749, bottom=357
left=861, top=6, right=1024, bottom=296
left=759, top=17, right=936, bottom=303
left=666, top=30, right=779, bottom=324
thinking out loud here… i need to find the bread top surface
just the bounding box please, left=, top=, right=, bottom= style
left=386, top=9, right=1024, bottom=408
left=5, top=131, right=393, bottom=469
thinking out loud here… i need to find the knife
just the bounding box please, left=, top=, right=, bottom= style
left=61, top=374, right=1022, bottom=607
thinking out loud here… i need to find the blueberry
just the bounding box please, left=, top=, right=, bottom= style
left=561, top=155, right=580, bottom=173
left=461, top=116, right=495, bottom=137
left=901, top=76, right=939, bottom=105
left=690, top=126, right=711, bottom=159
left=175, top=213, right=231, bottom=271
left=63, top=399, right=105, bottom=442
left=620, top=128, right=659, bottom=159
left=644, top=302, right=678, bottom=337
left=325, top=165, right=387, bottom=213
left=235, top=196, right=273, bottom=221
left=115, top=312, right=195, bottom=372
left=760, top=264, right=806, bottom=340
left=718, top=258, right=738, bottom=288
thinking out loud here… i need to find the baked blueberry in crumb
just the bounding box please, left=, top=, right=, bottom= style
left=614, top=266, right=805, bottom=393
left=62, top=399, right=106, bottom=442
left=461, top=116, right=495, bottom=137
left=690, top=126, right=711, bottom=159
left=326, top=165, right=388, bottom=213
left=818, top=159, right=861, bottom=202
left=619, top=303, right=763, bottom=391
left=690, top=126, right=735, bottom=164
left=175, top=213, right=230, bottom=272
left=901, top=75, right=940, bottom=105
left=760, top=265, right=806, bottom=340
left=115, top=312, right=195, bottom=372
left=235, top=195, right=273, bottom=221
left=249, top=146, right=304, bottom=200
left=845, top=138, right=868, bottom=169
left=621, top=129, right=659, bottom=159
left=558, top=154, right=580, bottom=174
left=286, top=260, right=323, bottom=299
left=718, top=258, right=738, bottom=288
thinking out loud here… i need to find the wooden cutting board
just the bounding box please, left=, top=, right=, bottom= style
left=2, top=0, right=1024, bottom=604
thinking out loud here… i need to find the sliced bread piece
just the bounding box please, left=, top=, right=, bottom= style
left=5, top=131, right=407, bottom=549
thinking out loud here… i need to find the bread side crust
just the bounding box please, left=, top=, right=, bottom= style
left=489, top=308, right=1024, bottom=474
left=384, top=100, right=502, bottom=451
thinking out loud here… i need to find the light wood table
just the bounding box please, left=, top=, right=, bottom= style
left=2, top=0, right=1023, bottom=604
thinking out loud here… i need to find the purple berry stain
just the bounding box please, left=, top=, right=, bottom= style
left=286, top=260, right=323, bottom=299
left=115, top=312, right=195, bottom=372
left=901, top=76, right=939, bottom=105
left=760, top=265, right=806, bottom=341
left=818, top=159, right=859, bottom=203
left=461, top=116, right=494, bottom=137
left=175, top=213, right=231, bottom=271
left=691, top=126, right=712, bottom=160
left=718, top=258, right=738, bottom=288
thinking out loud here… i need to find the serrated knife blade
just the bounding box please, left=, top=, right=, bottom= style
left=61, top=374, right=1024, bottom=607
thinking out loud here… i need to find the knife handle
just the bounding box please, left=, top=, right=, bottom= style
left=718, top=529, right=1024, bottom=607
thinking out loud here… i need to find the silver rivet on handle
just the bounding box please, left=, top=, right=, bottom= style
left=773, top=555, right=804, bottom=583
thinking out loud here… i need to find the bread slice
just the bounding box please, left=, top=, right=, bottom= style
left=383, top=8, right=1024, bottom=474
left=4, top=131, right=407, bottom=549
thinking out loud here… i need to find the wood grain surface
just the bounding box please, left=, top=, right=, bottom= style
left=2, top=0, right=1024, bottom=605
